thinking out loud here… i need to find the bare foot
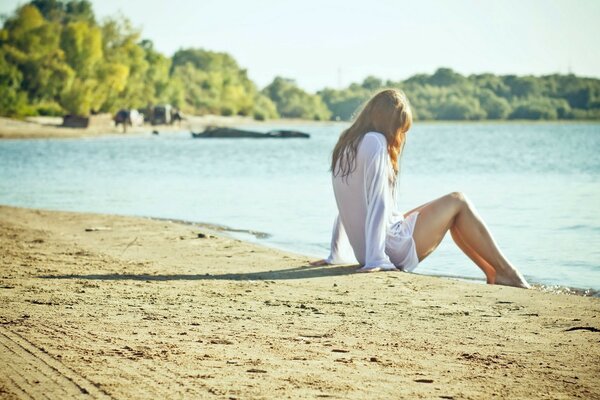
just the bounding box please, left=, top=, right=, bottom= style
left=494, top=266, right=530, bottom=289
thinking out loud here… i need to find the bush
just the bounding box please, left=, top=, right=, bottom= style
left=252, top=94, right=278, bottom=120
left=478, top=89, right=511, bottom=119
left=220, top=106, right=234, bottom=116
left=435, top=98, right=486, bottom=120
left=263, top=77, right=330, bottom=120
left=509, top=101, right=558, bottom=120
left=33, top=101, right=63, bottom=116
left=253, top=111, right=266, bottom=121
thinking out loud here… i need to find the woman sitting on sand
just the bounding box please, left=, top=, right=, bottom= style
left=311, top=89, right=529, bottom=288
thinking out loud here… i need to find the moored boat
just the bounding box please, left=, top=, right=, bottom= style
left=191, top=126, right=310, bottom=139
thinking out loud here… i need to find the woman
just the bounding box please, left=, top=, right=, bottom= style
left=311, top=89, right=529, bottom=288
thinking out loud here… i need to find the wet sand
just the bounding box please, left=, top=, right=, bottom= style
left=0, top=205, right=598, bottom=399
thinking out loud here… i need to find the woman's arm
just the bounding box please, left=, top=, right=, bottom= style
left=325, top=214, right=352, bottom=264
left=310, top=214, right=353, bottom=266
left=310, top=215, right=356, bottom=266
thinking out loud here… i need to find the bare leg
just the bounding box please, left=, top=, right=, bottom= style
left=450, top=227, right=496, bottom=284
left=403, top=201, right=494, bottom=281
left=410, top=192, right=529, bottom=288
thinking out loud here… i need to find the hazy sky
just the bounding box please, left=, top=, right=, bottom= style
left=2, top=0, right=599, bottom=92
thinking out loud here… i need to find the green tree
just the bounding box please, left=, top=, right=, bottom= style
left=435, top=97, right=486, bottom=120
left=58, top=20, right=103, bottom=114
left=0, top=48, right=30, bottom=116
left=2, top=0, right=600, bottom=121
left=99, top=17, right=149, bottom=111
left=1, top=4, right=73, bottom=113
left=319, top=85, right=370, bottom=121
left=478, top=89, right=510, bottom=119
left=171, top=48, right=262, bottom=116
left=30, top=0, right=95, bottom=23
left=429, top=67, right=468, bottom=87
left=60, top=21, right=101, bottom=77
left=361, top=76, right=383, bottom=91
left=504, top=75, right=542, bottom=98
left=263, top=77, right=331, bottom=120
left=252, top=94, right=279, bottom=120
left=509, top=98, right=558, bottom=120
left=471, top=73, right=511, bottom=98
left=139, top=39, right=180, bottom=106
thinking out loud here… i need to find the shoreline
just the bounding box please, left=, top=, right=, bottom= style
left=0, top=115, right=339, bottom=140
left=0, top=115, right=263, bottom=140
left=1, top=116, right=598, bottom=140
left=150, top=215, right=599, bottom=298
left=2, top=204, right=599, bottom=296
left=1, top=204, right=598, bottom=398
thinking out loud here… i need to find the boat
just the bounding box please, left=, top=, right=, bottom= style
left=191, top=126, right=310, bottom=139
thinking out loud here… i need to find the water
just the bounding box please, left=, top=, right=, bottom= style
left=1, top=122, right=599, bottom=292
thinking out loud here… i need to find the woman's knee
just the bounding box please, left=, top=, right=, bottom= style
left=445, top=191, right=470, bottom=213
left=447, top=191, right=468, bottom=203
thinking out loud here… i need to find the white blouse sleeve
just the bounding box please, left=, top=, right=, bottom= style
left=361, top=139, right=396, bottom=271
left=325, top=214, right=354, bottom=264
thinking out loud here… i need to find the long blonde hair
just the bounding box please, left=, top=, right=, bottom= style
left=331, top=89, right=412, bottom=182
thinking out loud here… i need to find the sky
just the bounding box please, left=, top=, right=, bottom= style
left=1, top=0, right=599, bottom=92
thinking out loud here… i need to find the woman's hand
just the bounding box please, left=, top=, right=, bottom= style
left=309, top=259, right=329, bottom=266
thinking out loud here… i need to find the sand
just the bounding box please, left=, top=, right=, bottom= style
left=0, top=205, right=598, bottom=399
left=0, top=116, right=331, bottom=140
left=0, top=115, right=256, bottom=140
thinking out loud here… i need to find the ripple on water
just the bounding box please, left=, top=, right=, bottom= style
left=531, top=284, right=599, bottom=297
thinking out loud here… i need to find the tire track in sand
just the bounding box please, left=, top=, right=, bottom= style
left=33, top=322, right=207, bottom=398
left=0, top=326, right=112, bottom=399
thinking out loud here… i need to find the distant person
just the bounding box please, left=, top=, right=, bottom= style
left=171, top=108, right=184, bottom=127
left=311, top=89, right=529, bottom=288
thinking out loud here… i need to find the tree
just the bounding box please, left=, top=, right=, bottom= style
left=170, top=48, right=263, bottom=116
left=319, top=86, right=369, bottom=121
left=478, top=89, right=510, bottom=119
left=435, top=97, right=486, bottom=120
left=471, top=73, right=510, bottom=98
left=1, top=4, right=73, bottom=113
left=0, top=48, right=30, bottom=116
left=504, top=75, right=542, bottom=98
left=429, top=68, right=467, bottom=87
left=31, top=0, right=95, bottom=23
left=263, top=77, right=331, bottom=120
left=60, top=20, right=101, bottom=77
left=509, top=98, right=558, bottom=120
left=1, top=1, right=599, bottom=121
left=361, top=76, right=383, bottom=91
left=139, top=39, right=180, bottom=106
left=99, top=17, right=149, bottom=111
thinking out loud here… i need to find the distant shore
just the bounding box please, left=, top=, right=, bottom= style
left=0, top=205, right=598, bottom=398
left=0, top=115, right=262, bottom=140
left=2, top=116, right=596, bottom=140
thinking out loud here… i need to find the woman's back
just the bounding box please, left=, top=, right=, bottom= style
left=332, top=132, right=400, bottom=267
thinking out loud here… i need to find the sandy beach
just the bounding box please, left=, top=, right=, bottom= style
left=0, top=205, right=598, bottom=399
left=0, top=116, right=333, bottom=140
left=0, top=116, right=260, bottom=140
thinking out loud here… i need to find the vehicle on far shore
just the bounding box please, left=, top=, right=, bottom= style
left=114, top=109, right=144, bottom=128
left=151, top=104, right=172, bottom=125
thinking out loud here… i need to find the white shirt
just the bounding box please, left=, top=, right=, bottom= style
left=325, top=132, right=404, bottom=270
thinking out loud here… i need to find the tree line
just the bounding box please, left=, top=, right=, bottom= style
left=1, top=1, right=599, bottom=121
left=321, top=70, right=600, bottom=121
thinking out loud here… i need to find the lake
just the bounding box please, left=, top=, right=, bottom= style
left=1, top=122, right=599, bottom=293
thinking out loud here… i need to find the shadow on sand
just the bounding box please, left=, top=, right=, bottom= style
left=39, top=264, right=361, bottom=282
